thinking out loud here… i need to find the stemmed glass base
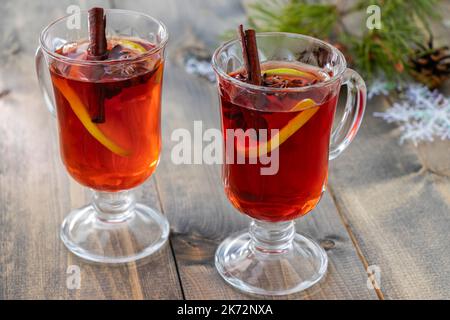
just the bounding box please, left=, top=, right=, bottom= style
left=60, top=190, right=169, bottom=264
left=215, top=220, right=327, bottom=296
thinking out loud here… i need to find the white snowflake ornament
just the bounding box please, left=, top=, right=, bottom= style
left=374, top=84, right=450, bottom=145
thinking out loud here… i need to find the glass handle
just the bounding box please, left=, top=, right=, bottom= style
left=35, top=46, right=56, bottom=117
left=329, top=68, right=366, bottom=160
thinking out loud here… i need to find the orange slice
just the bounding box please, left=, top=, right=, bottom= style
left=117, top=39, right=147, bottom=53
left=53, top=77, right=130, bottom=157
left=291, top=98, right=317, bottom=111
left=236, top=98, right=319, bottom=158
left=118, top=39, right=163, bottom=85
left=263, top=68, right=316, bottom=80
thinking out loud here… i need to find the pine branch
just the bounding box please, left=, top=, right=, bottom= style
left=248, top=0, right=339, bottom=37
left=245, top=0, right=443, bottom=83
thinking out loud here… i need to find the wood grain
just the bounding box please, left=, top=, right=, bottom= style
left=2, top=0, right=448, bottom=300
left=329, top=96, right=450, bottom=299
left=0, top=0, right=182, bottom=300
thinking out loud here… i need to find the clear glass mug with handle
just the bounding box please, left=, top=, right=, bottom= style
left=212, top=32, right=366, bottom=295
left=35, top=9, right=169, bottom=264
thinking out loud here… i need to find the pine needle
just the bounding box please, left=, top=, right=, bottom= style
left=245, top=0, right=442, bottom=82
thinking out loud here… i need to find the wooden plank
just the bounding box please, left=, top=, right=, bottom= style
left=0, top=0, right=182, bottom=299
left=119, top=0, right=378, bottom=299
left=329, top=94, right=450, bottom=299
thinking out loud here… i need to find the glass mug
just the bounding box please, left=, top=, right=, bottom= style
left=212, top=32, right=366, bottom=295
left=35, top=9, right=169, bottom=264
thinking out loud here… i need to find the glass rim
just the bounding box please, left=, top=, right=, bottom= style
left=39, top=8, right=169, bottom=66
left=211, top=32, right=347, bottom=93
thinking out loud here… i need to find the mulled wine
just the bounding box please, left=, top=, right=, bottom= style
left=220, top=61, right=337, bottom=221
left=50, top=38, right=163, bottom=191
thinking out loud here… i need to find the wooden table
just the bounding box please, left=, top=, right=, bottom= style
left=1, top=0, right=449, bottom=300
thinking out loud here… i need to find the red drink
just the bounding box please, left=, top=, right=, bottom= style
left=37, top=8, right=171, bottom=264
left=213, top=29, right=365, bottom=295
left=50, top=38, right=163, bottom=191
left=219, top=62, right=338, bottom=222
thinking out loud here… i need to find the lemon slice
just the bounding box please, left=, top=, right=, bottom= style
left=236, top=99, right=319, bottom=158
left=117, top=39, right=147, bottom=53
left=263, top=68, right=316, bottom=80
left=53, top=77, right=130, bottom=157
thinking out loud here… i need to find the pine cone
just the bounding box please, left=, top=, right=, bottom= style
left=409, top=37, right=450, bottom=89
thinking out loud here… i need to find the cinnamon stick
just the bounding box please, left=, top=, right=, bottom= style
left=87, top=7, right=107, bottom=123
left=238, top=25, right=262, bottom=85
left=87, top=7, right=108, bottom=60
